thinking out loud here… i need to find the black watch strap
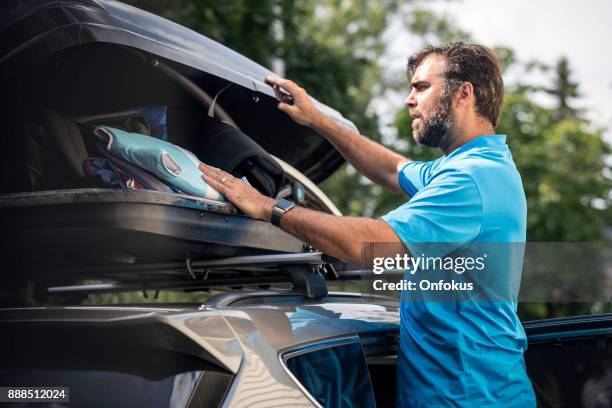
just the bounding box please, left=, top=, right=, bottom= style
left=271, top=198, right=296, bottom=226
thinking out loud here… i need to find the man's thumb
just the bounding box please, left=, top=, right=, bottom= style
left=278, top=102, right=296, bottom=114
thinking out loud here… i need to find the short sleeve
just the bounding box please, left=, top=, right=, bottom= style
left=398, top=161, right=436, bottom=196
left=381, top=170, right=483, bottom=257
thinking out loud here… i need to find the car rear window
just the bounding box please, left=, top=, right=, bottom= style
left=1, top=369, right=201, bottom=408
left=0, top=344, right=232, bottom=408
left=285, top=340, right=376, bottom=408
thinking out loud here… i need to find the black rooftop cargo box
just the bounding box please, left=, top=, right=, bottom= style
left=0, top=0, right=354, bottom=278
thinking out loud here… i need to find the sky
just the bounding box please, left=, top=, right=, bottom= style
left=378, top=0, right=612, bottom=136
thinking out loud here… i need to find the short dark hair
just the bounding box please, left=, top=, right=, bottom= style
left=407, top=42, right=504, bottom=127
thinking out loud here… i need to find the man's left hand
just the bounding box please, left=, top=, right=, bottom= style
left=199, top=163, right=276, bottom=221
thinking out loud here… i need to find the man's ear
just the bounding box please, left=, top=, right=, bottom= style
left=454, top=82, right=474, bottom=109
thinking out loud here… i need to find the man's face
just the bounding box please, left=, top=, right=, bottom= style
left=404, top=54, right=454, bottom=148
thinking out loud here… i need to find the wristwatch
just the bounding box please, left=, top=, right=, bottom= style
left=271, top=198, right=296, bottom=226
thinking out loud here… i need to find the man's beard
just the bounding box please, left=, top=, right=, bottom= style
left=414, top=93, right=453, bottom=148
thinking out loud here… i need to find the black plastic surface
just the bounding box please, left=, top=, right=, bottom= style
left=0, top=190, right=305, bottom=276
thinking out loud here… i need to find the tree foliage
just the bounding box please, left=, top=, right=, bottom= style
left=499, top=93, right=611, bottom=242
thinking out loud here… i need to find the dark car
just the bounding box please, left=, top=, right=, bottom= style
left=0, top=1, right=611, bottom=407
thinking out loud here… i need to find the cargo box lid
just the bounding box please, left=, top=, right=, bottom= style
left=0, top=0, right=357, bottom=182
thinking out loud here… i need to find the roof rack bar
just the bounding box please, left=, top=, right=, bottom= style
left=35, top=252, right=328, bottom=277
left=47, top=275, right=291, bottom=295
left=189, top=252, right=326, bottom=268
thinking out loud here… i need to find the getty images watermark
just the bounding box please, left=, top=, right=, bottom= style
left=362, top=243, right=515, bottom=301
left=360, top=242, right=612, bottom=302
left=371, top=252, right=488, bottom=292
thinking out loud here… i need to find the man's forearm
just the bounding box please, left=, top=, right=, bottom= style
left=277, top=205, right=401, bottom=262
left=312, top=115, right=409, bottom=193
left=200, top=165, right=403, bottom=262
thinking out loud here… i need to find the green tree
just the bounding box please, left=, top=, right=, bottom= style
left=497, top=65, right=612, bottom=320
left=544, top=57, right=583, bottom=121
left=131, top=0, right=278, bottom=66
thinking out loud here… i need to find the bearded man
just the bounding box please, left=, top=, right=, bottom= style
left=199, top=42, right=536, bottom=407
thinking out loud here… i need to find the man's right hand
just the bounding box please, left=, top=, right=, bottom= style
left=264, top=76, right=323, bottom=128
left=265, top=75, right=409, bottom=193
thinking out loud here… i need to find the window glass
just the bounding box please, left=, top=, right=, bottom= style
left=0, top=344, right=232, bottom=408
left=0, top=369, right=201, bottom=408
left=526, top=336, right=612, bottom=408
left=286, top=341, right=376, bottom=408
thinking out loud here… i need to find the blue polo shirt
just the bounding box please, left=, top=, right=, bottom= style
left=381, top=135, right=536, bottom=407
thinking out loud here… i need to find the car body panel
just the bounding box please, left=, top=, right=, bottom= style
left=0, top=300, right=400, bottom=407
left=0, top=300, right=400, bottom=358
left=524, top=313, right=612, bottom=341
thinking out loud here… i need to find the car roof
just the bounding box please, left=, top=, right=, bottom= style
left=0, top=299, right=400, bottom=373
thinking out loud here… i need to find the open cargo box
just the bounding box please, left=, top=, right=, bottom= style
left=0, top=0, right=355, bottom=277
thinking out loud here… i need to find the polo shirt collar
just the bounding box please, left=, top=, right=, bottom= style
left=445, top=134, right=507, bottom=158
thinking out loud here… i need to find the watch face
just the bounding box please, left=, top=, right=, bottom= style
left=276, top=199, right=294, bottom=211
left=272, top=199, right=295, bottom=226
